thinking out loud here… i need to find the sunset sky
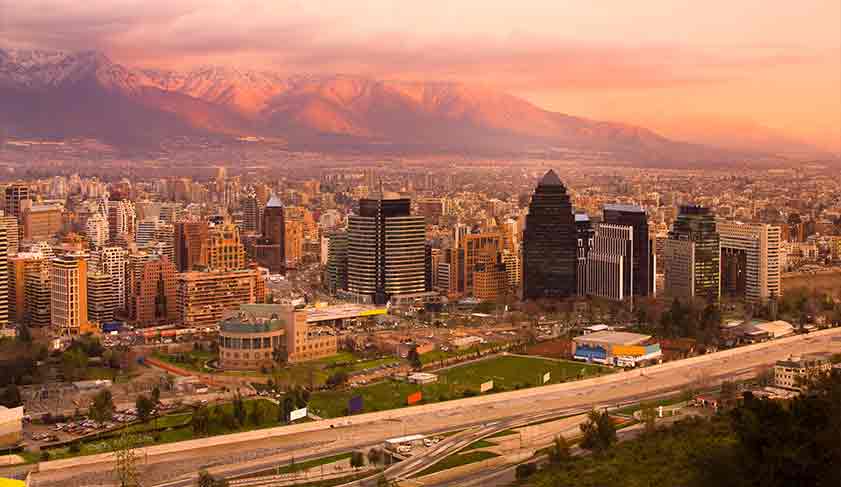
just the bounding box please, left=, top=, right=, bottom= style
left=2, top=0, right=839, bottom=151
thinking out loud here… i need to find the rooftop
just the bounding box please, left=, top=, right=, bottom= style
left=573, top=330, right=652, bottom=346
left=306, top=304, right=388, bottom=322
left=604, top=203, right=645, bottom=213
left=538, top=169, right=564, bottom=187
left=266, top=194, right=283, bottom=208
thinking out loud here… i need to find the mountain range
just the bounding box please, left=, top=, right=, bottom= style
left=0, top=48, right=813, bottom=166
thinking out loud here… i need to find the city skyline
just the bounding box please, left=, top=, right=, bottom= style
left=0, top=5, right=840, bottom=486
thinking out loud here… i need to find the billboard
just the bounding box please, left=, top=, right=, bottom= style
left=407, top=391, right=422, bottom=405
left=612, top=345, right=646, bottom=357
left=543, top=372, right=551, bottom=384
left=480, top=380, right=494, bottom=393
left=348, top=395, right=363, bottom=414
left=290, top=407, right=307, bottom=422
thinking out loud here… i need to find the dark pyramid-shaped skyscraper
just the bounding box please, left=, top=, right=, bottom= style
left=523, top=170, right=578, bottom=299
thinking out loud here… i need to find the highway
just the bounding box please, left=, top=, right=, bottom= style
left=29, top=328, right=841, bottom=487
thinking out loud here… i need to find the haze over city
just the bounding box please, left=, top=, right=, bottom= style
left=0, top=3, right=839, bottom=487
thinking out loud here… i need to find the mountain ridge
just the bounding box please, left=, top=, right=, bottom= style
left=0, top=47, right=798, bottom=166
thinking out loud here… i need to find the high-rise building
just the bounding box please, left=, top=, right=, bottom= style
left=154, top=222, right=174, bottom=246
left=586, top=223, right=634, bottom=301
left=50, top=253, right=89, bottom=335
left=435, top=247, right=460, bottom=297
left=107, top=200, right=136, bottom=240
left=0, top=224, right=7, bottom=329
left=254, top=195, right=285, bottom=274
left=159, top=203, right=183, bottom=224
left=85, top=212, right=110, bottom=249
left=324, top=230, right=348, bottom=295
left=0, top=214, right=19, bottom=256
left=150, top=240, right=175, bottom=264
left=523, top=170, right=578, bottom=299
left=347, top=196, right=427, bottom=304
left=20, top=200, right=62, bottom=240
left=135, top=218, right=160, bottom=246
left=667, top=205, right=720, bottom=301
left=575, top=214, right=594, bottom=295
left=4, top=183, right=30, bottom=219
left=87, top=272, right=116, bottom=325
left=717, top=220, right=782, bottom=305
left=91, top=247, right=128, bottom=313
left=25, top=264, right=51, bottom=327
left=603, top=204, right=655, bottom=296
left=8, top=252, right=45, bottom=325
left=460, top=232, right=503, bottom=295
left=416, top=198, right=444, bottom=225
left=177, top=268, right=265, bottom=328
left=285, top=206, right=317, bottom=240
left=662, top=239, right=696, bottom=299
left=501, top=248, right=522, bottom=290
left=241, top=192, right=264, bottom=234
left=473, top=256, right=509, bottom=301
left=129, top=255, right=177, bottom=327
left=174, top=221, right=209, bottom=272
left=207, top=223, right=246, bottom=271
left=284, top=219, right=304, bottom=267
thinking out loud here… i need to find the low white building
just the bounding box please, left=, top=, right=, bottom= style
left=774, top=353, right=833, bottom=391
left=0, top=405, right=23, bottom=447
left=407, top=372, right=438, bottom=385
left=451, top=336, right=483, bottom=349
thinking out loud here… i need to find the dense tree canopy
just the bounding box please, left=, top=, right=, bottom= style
left=526, top=370, right=841, bottom=487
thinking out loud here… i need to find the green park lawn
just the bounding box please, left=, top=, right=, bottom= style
left=309, top=355, right=609, bottom=418
left=413, top=450, right=500, bottom=477
left=151, top=349, right=216, bottom=373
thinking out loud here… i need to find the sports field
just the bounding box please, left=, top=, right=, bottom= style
left=308, top=355, right=608, bottom=418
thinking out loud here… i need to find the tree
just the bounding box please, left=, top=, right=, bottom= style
left=62, top=347, right=89, bottom=381
left=407, top=346, right=422, bottom=370
left=282, top=396, right=295, bottom=423
left=719, top=381, right=738, bottom=408
left=579, top=409, right=616, bottom=455
left=192, top=404, right=210, bottom=436
left=326, top=370, right=348, bottom=388
left=640, top=402, right=657, bottom=433
left=755, top=365, right=775, bottom=387
left=547, top=435, right=570, bottom=465
left=350, top=450, right=365, bottom=470
left=232, top=393, right=246, bottom=427
left=515, top=462, right=538, bottom=480
left=198, top=471, right=214, bottom=487
left=0, top=384, right=21, bottom=408
left=198, top=469, right=229, bottom=487
left=135, top=395, right=155, bottom=424
left=272, top=347, right=287, bottom=365
left=367, top=447, right=384, bottom=466
left=17, top=324, right=32, bottom=343
left=112, top=432, right=140, bottom=487
left=695, top=372, right=841, bottom=487
left=90, top=389, right=114, bottom=422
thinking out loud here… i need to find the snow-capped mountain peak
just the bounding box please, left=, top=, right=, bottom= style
left=0, top=47, right=147, bottom=91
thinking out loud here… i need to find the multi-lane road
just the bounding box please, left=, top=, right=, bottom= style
left=29, top=328, right=841, bottom=487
